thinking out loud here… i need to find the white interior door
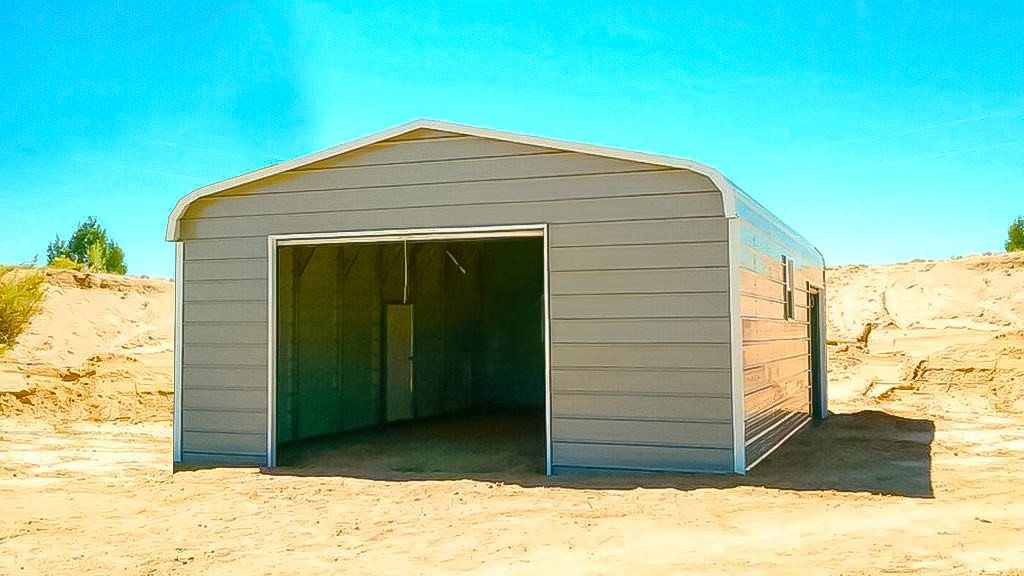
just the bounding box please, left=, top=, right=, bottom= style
left=386, top=304, right=414, bottom=421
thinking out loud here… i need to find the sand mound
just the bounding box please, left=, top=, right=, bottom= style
left=827, top=252, right=1024, bottom=338
left=827, top=252, right=1024, bottom=415
left=0, top=270, right=173, bottom=423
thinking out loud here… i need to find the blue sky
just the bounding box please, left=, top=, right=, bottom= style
left=1, top=1, right=1021, bottom=278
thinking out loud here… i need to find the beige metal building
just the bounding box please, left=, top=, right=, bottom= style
left=166, top=119, right=826, bottom=474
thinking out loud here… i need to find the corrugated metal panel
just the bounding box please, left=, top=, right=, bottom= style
left=189, top=171, right=713, bottom=218
left=182, top=366, right=265, bottom=390
left=184, top=344, right=267, bottom=366
left=550, top=393, right=731, bottom=422
left=178, top=132, right=737, bottom=471
left=183, top=237, right=267, bottom=260
left=549, top=268, right=729, bottom=295
left=553, top=418, right=733, bottom=447
left=550, top=292, right=729, bottom=319
left=551, top=368, right=730, bottom=396
left=183, top=410, right=267, bottom=433
left=182, top=301, right=267, bottom=323
left=550, top=242, right=728, bottom=271
left=183, top=279, right=266, bottom=302
left=192, top=153, right=660, bottom=200
left=551, top=318, right=730, bottom=344
left=182, top=322, right=267, bottom=345
left=179, top=193, right=725, bottom=239
left=181, top=430, right=265, bottom=455
left=552, top=343, right=731, bottom=369
left=552, top=442, right=732, bottom=473
left=300, top=135, right=554, bottom=169
left=183, top=258, right=267, bottom=280
left=183, top=388, right=267, bottom=411
left=178, top=452, right=265, bottom=466
left=548, top=217, right=727, bottom=247
left=736, top=193, right=824, bottom=469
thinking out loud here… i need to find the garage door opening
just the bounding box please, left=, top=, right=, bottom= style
left=270, top=230, right=548, bottom=474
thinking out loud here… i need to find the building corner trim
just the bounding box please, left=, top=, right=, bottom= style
left=727, top=217, right=746, bottom=474
left=172, top=242, right=183, bottom=463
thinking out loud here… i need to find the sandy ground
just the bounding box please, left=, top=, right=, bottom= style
left=2, top=257, right=1024, bottom=574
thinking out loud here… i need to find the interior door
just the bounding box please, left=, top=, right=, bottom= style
left=386, top=304, right=414, bottom=421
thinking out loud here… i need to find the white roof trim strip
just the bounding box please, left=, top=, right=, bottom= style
left=166, top=118, right=742, bottom=241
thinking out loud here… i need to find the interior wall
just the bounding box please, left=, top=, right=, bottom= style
left=276, top=244, right=383, bottom=444
left=277, top=237, right=544, bottom=445
left=476, top=240, right=545, bottom=406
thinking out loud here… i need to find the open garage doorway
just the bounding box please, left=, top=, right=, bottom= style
left=268, top=227, right=550, bottom=475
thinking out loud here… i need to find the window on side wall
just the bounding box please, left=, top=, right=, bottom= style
left=781, top=255, right=795, bottom=320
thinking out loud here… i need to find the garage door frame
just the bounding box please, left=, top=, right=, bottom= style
left=266, top=224, right=551, bottom=472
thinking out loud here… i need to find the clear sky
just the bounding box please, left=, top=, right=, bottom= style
left=2, top=1, right=1022, bottom=278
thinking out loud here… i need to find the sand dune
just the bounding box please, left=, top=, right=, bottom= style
left=0, top=269, right=173, bottom=423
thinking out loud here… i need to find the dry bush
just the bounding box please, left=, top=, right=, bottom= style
left=0, top=266, right=45, bottom=352
left=47, top=255, right=85, bottom=271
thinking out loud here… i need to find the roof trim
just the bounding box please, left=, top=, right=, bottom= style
left=166, top=118, right=744, bottom=241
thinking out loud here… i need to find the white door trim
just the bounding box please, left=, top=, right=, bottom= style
left=265, top=224, right=551, bottom=474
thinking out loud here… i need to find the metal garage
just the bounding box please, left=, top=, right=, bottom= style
left=166, top=119, right=826, bottom=474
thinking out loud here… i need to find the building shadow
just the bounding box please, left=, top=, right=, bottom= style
left=742, top=410, right=934, bottom=497
left=256, top=409, right=934, bottom=498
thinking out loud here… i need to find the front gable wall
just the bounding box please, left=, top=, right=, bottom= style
left=176, top=128, right=737, bottom=471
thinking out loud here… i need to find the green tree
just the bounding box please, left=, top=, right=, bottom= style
left=1008, top=216, right=1024, bottom=253
left=46, top=217, right=127, bottom=274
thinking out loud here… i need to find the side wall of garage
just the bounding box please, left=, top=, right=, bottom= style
left=735, top=192, right=826, bottom=469
left=177, top=128, right=735, bottom=471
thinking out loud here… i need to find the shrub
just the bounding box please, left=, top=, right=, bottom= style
left=0, top=267, right=45, bottom=352
left=46, top=216, right=127, bottom=274
left=48, top=256, right=85, bottom=271
left=1008, top=216, right=1024, bottom=252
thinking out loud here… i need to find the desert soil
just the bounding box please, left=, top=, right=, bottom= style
left=2, top=257, right=1024, bottom=575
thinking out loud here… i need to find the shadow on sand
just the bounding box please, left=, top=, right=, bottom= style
left=249, top=409, right=934, bottom=498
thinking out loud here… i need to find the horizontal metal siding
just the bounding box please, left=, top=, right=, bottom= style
left=551, top=293, right=729, bottom=319
left=179, top=193, right=725, bottom=239
left=183, top=388, right=267, bottom=411
left=552, top=442, right=732, bottom=472
left=550, top=242, right=728, bottom=271
left=183, top=322, right=267, bottom=345
left=551, top=393, right=731, bottom=422
left=551, top=368, right=731, bottom=396
left=551, top=318, right=730, bottom=344
left=300, top=134, right=553, bottom=169
left=553, top=418, right=733, bottom=447
left=549, top=267, right=729, bottom=295
left=187, top=170, right=717, bottom=218
left=549, top=217, right=727, bottom=247
left=183, top=279, right=266, bottom=302
left=181, top=431, right=265, bottom=457
left=553, top=343, right=731, bottom=369
left=182, top=366, right=265, bottom=390
left=178, top=130, right=734, bottom=471
left=736, top=194, right=825, bottom=469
